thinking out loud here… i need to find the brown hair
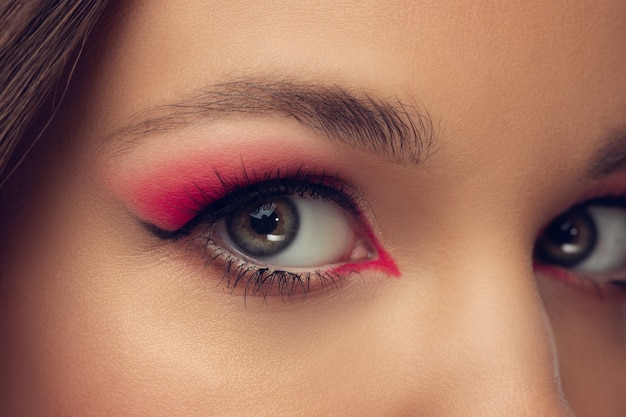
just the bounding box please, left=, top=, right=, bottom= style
left=0, top=0, right=110, bottom=187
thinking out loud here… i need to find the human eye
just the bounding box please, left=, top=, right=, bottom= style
left=146, top=168, right=398, bottom=300
left=533, top=194, right=626, bottom=298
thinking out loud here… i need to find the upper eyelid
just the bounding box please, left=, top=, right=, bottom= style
left=147, top=173, right=365, bottom=240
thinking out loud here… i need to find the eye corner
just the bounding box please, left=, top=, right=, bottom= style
left=328, top=242, right=400, bottom=278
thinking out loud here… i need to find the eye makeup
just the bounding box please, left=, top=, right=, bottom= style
left=106, top=138, right=352, bottom=232
left=327, top=220, right=400, bottom=277
left=104, top=140, right=400, bottom=298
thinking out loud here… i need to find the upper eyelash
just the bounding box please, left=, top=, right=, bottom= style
left=563, top=192, right=626, bottom=212
left=148, top=166, right=364, bottom=240
left=570, top=180, right=626, bottom=209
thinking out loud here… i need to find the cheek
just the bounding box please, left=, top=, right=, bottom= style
left=0, top=229, right=243, bottom=414
left=0, top=163, right=225, bottom=413
left=536, top=275, right=626, bottom=416
left=0, top=169, right=385, bottom=415
left=0, top=252, right=405, bottom=415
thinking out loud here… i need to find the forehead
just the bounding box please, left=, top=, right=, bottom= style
left=84, top=1, right=626, bottom=197
left=99, top=2, right=626, bottom=98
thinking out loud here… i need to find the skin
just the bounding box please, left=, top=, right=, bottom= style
left=1, top=1, right=626, bottom=416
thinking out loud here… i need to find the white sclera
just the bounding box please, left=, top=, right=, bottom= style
left=217, top=196, right=356, bottom=268
left=576, top=206, right=626, bottom=280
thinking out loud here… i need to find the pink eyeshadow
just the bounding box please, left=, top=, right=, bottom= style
left=107, top=143, right=341, bottom=231
left=127, top=174, right=229, bottom=230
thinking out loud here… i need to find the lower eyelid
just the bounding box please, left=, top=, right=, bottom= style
left=189, top=237, right=350, bottom=298
left=534, top=263, right=626, bottom=302
left=176, top=219, right=397, bottom=300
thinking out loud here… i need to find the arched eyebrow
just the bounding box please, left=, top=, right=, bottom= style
left=108, top=77, right=439, bottom=166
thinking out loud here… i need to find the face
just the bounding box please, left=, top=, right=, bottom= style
left=2, top=1, right=626, bottom=416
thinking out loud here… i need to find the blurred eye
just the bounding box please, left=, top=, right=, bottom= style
left=213, top=195, right=367, bottom=268
left=534, top=202, right=626, bottom=280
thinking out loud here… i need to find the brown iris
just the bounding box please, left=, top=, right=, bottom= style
left=226, top=197, right=299, bottom=257
left=534, top=206, right=598, bottom=268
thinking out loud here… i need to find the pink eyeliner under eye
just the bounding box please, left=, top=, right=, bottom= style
left=328, top=220, right=400, bottom=277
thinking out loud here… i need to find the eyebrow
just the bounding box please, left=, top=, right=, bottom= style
left=110, top=77, right=439, bottom=166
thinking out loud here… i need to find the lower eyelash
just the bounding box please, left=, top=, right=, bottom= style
left=200, top=237, right=349, bottom=300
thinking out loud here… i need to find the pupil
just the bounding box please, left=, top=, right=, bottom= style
left=225, top=197, right=299, bottom=258
left=250, top=212, right=279, bottom=235
left=553, top=219, right=580, bottom=244
left=534, top=207, right=598, bottom=267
